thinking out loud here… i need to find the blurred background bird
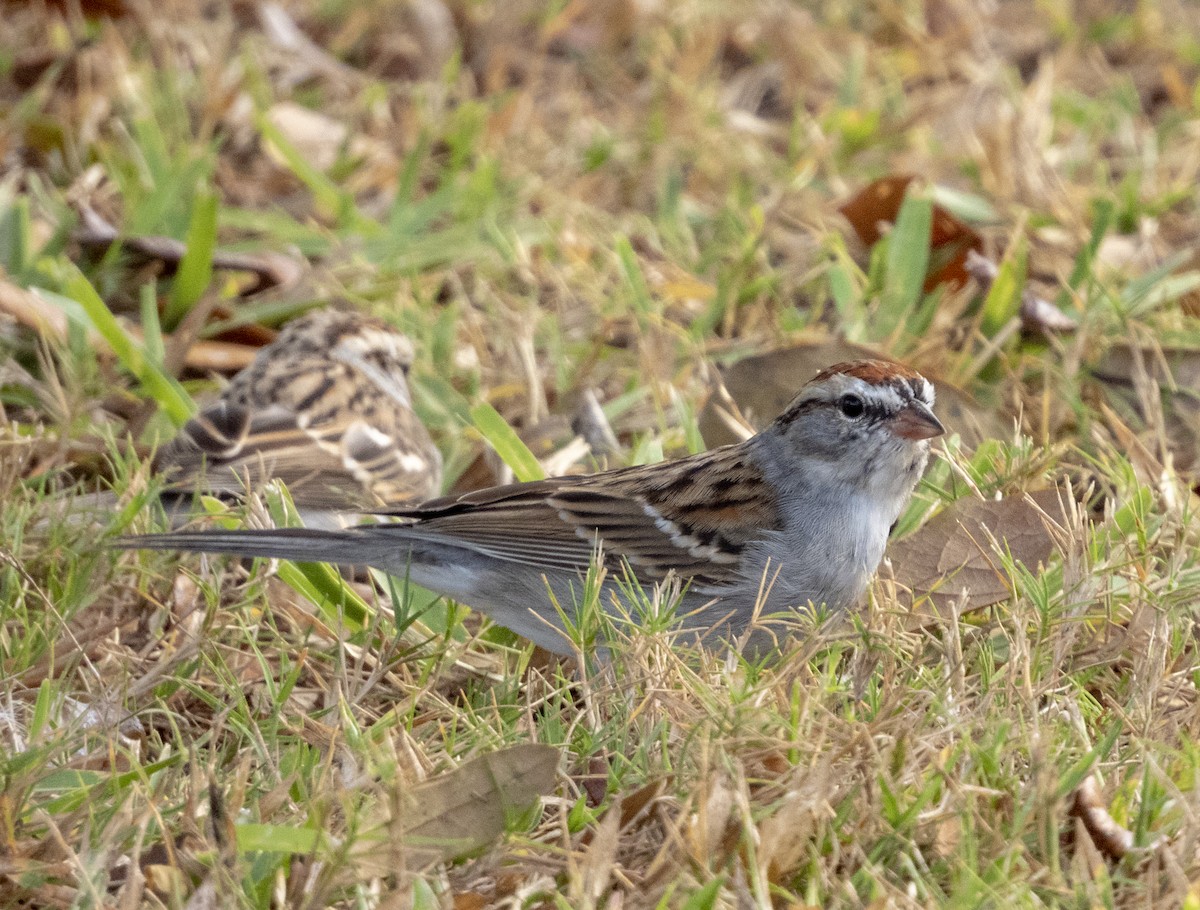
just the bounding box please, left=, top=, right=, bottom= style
left=153, top=308, right=442, bottom=522
left=66, top=308, right=442, bottom=529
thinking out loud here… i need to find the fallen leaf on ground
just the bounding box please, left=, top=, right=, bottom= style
left=1091, top=343, right=1200, bottom=390
left=354, top=743, right=560, bottom=874
left=886, top=488, right=1063, bottom=613
left=839, top=175, right=983, bottom=292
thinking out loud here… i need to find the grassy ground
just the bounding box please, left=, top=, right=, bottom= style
left=3, top=0, right=1200, bottom=906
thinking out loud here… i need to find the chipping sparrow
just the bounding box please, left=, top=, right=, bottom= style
left=121, top=359, right=942, bottom=654
left=156, top=309, right=442, bottom=515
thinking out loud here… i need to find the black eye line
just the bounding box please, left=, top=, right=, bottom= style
left=780, top=390, right=913, bottom=427
left=832, top=394, right=899, bottom=424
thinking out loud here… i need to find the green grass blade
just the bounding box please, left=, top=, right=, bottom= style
left=140, top=283, right=165, bottom=364
left=879, top=191, right=932, bottom=338
left=615, top=234, right=654, bottom=323
left=1059, top=198, right=1113, bottom=307
left=54, top=268, right=194, bottom=425
left=679, top=877, right=726, bottom=910
left=470, top=401, right=545, bottom=481
left=255, top=107, right=364, bottom=228
left=979, top=246, right=1023, bottom=338
left=164, top=190, right=218, bottom=327
left=0, top=191, right=32, bottom=278
left=262, top=484, right=372, bottom=631
left=276, top=561, right=371, bottom=633
left=235, top=823, right=326, bottom=854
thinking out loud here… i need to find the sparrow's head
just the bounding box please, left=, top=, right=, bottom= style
left=265, top=309, right=417, bottom=404
left=764, top=359, right=943, bottom=501
left=278, top=309, right=416, bottom=376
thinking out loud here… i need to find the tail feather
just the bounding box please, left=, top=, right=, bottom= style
left=116, top=527, right=386, bottom=567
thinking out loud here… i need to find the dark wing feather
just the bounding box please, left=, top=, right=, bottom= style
left=157, top=401, right=350, bottom=493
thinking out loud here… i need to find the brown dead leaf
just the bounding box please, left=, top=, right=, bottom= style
left=10, top=0, right=129, bottom=17
left=572, top=798, right=621, bottom=906
left=617, top=778, right=667, bottom=830
left=886, top=489, right=1063, bottom=613
left=684, top=776, right=736, bottom=867
left=356, top=743, right=560, bottom=874
left=576, top=769, right=668, bottom=846
left=839, top=176, right=984, bottom=292
left=452, top=893, right=490, bottom=910
left=922, top=814, right=962, bottom=861
left=1092, top=343, right=1200, bottom=390
left=699, top=341, right=1002, bottom=449
left=757, top=759, right=842, bottom=883
left=578, top=753, right=610, bottom=807
left=839, top=176, right=911, bottom=247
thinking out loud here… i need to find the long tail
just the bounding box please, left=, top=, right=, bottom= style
left=116, top=527, right=391, bottom=567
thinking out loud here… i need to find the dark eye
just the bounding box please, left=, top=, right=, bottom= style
left=839, top=394, right=865, bottom=418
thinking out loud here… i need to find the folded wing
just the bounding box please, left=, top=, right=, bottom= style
left=376, top=447, right=781, bottom=591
